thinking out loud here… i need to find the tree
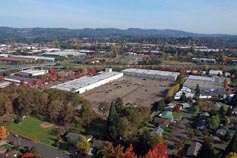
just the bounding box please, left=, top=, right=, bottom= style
left=220, top=106, right=227, bottom=117
left=81, top=67, right=88, bottom=74
left=104, top=143, right=124, bottom=158
left=123, top=144, right=137, bottom=158
left=80, top=100, right=96, bottom=128
left=207, top=115, right=220, bottom=130
left=106, top=101, right=120, bottom=141
left=191, top=105, right=200, bottom=115
left=40, top=75, right=47, bottom=84
left=224, top=78, right=229, bottom=90
left=151, top=135, right=164, bottom=145
left=197, top=141, right=215, bottom=158
left=30, top=146, right=39, bottom=155
left=230, top=92, right=237, bottom=107
left=194, top=84, right=200, bottom=99
left=181, top=92, right=187, bottom=102
left=21, top=152, right=38, bottom=158
left=0, top=126, right=9, bottom=140
left=71, top=116, right=83, bottom=133
left=225, top=152, right=237, bottom=158
left=4, top=100, right=13, bottom=114
left=144, top=144, right=168, bottom=158
left=76, top=136, right=90, bottom=155
left=225, top=130, right=237, bottom=155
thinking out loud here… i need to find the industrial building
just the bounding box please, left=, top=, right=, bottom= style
left=4, top=76, right=39, bottom=84
left=192, top=57, right=216, bottom=64
left=183, top=75, right=228, bottom=97
left=51, top=69, right=123, bottom=94
left=18, top=69, right=48, bottom=77
left=42, top=51, right=86, bottom=57
left=122, top=68, right=180, bottom=81
left=11, top=55, right=55, bottom=62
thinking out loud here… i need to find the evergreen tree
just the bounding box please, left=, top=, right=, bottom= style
left=194, top=84, right=201, bottom=99
left=224, top=130, right=237, bottom=156
left=197, top=141, right=215, bottom=158
left=107, top=101, right=120, bottom=141
left=230, top=92, right=237, bottom=107
left=181, top=92, right=187, bottom=102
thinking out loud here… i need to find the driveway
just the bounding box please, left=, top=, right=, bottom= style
left=7, top=134, right=71, bottom=158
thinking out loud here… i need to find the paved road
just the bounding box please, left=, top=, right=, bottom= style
left=7, top=134, right=71, bottom=158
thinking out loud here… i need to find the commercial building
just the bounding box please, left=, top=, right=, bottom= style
left=4, top=76, right=39, bottom=84
left=11, top=55, right=55, bottom=62
left=209, top=70, right=223, bottom=76
left=0, top=57, right=34, bottom=64
left=192, top=57, right=216, bottom=64
left=42, top=50, right=86, bottom=57
left=182, top=75, right=228, bottom=97
left=51, top=70, right=123, bottom=94
left=122, top=68, right=180, bottom=81
left=18, top=69, right=48, bottom=77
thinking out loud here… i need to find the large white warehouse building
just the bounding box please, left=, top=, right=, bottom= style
left=122, top=68, right=180, bottom=81
left=51, top=70, right=123, bottom=94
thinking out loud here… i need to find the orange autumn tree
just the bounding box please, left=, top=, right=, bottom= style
left=104, top=143, right=167, bottom=158
left=0, top=126, right=9, bottom=140
left=21, top=152, right=38, bottom=158
left=123, top=144, right=137, bottom=158
left=144, top=144, right=168, bottom=158
left=104, top=143, right=124, bottom=158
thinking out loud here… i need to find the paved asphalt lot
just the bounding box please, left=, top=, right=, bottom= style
left=7, top=134, right=71, bottom=158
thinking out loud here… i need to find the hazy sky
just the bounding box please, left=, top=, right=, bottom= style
left=0, top=0, right=237, bottom=34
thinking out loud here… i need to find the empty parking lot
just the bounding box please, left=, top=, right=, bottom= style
left=82, top=76, right=174, bottom=111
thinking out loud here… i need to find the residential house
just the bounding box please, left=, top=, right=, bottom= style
left=233, top=107, right=237, bottom=115
left=216, top=127, right=228, bottom=137
left=159, top=111, right=174, bottom=121
left=66, top=132, right=81, bottom=146
left=150, top=127, right=164, bottom=136
left=180, top=102, right=192, bottom=109
left=186, top=142, right=202, bottom=157
left=153, top=117, right=171, bottom=128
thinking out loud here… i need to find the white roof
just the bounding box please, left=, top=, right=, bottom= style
left=43, top=51, right=86, bottom=57
left=0, top=81, right=11, bottom=88
left=188, top=75, right=214, bottom=82
left=10, top=55, right=55, bottom=61
left=51, top=72, right=122, bottom=92
left=19, top=69, right=48, bottom=76
left=122, top=68, right=180, bottom=77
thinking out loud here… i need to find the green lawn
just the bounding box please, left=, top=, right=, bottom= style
left=7, top=117, right=55, bottom=144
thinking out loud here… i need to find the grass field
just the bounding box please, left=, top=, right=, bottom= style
left=7, top=117, right=55, bottom=144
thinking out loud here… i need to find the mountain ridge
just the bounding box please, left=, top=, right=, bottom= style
left=0, top=27, right=236, bottom=42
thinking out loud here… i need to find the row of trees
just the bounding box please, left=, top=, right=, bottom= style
left=0, top=85, right=94, bottom=126
left=103, top=143, right=168, bottom=158
left=106, top=98, right=150, bottom=142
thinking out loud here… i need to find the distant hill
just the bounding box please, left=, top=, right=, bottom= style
left=0, top=27, right=236, bottom=42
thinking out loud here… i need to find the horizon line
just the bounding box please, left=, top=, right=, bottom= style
left=0, top=26, right=236, bottom=36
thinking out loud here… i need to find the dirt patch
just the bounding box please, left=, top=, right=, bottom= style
left=40, top=122, right=54, bottom=128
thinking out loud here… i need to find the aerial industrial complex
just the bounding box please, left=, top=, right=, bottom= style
left=122, top=68, right=180, bottom=81
left=51, top=69, right=123, bottom=93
